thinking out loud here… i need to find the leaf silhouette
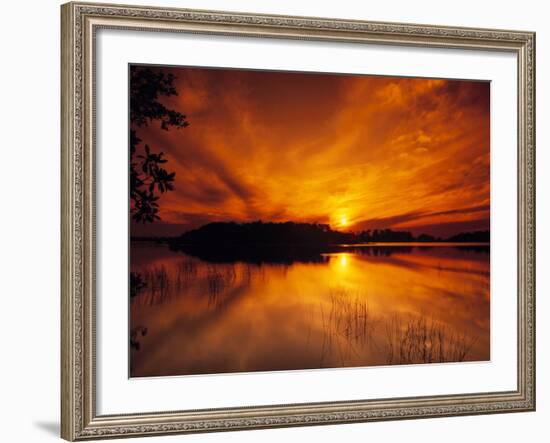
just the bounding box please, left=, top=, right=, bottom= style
left=129, top=67, right=189, bottom=224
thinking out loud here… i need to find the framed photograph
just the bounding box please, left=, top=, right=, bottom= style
left=61, top=1, right=536, bottom=440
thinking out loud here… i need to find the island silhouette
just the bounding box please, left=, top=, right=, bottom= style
left=131, top=221, right=489, bottom=265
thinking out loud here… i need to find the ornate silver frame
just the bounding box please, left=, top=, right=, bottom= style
left=61, top=2, right=536, bottom=440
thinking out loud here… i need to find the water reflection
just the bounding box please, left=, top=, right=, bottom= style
left=130, top=242, right=490, bottom=377
left=169, top=241, right=488, bottom=264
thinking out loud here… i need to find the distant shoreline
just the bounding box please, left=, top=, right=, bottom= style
left=130, top=238, right=489, bottom=264
left=131, top=221, right=490, bottom=246
left=130, top=237, right=490, bottom=247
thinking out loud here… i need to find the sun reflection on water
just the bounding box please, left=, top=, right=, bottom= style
left=130, top=243, right=490, bottom=377
left=337, top=253, right=349, bottom=269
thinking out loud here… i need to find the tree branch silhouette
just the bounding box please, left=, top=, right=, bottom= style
left=130, top=66, right=189, bottom=223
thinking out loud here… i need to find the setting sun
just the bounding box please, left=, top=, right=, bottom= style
left=130, top=66, right=490, bottom=239
left=339, top=215, right=348, bottom=228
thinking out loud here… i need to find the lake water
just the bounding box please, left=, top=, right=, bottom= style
left=130, top=241, right=490, bottom=377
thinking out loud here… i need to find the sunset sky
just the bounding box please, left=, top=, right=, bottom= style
left=130, top=65, right=490, bottom=238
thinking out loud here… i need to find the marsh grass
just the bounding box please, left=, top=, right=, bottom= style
left=140, top=265, right=171, bottom=305
left=132, top=261, right=245, bottom=308
left=319, top=287, right=376, bottom=366
left=317, top=287, right=477, bottom=367
left=174, top=259, right=198, bottom=291
left=384, top=314, right=477, bottom=364
left=205, top=264, right=237, bottom=306
left=131, top=263, right=479, bottom=367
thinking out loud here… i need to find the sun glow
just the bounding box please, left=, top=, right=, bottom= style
left=339, top=215, right=348, bottom=228
left=131, top=66, right=491, bottom=240
left=338, top=253, right=349, bottom=268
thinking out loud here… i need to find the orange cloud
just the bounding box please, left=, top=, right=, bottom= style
left=131, top=66, right=489, bottom=238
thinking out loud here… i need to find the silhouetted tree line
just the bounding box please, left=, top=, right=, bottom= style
left=168, top=222, right=349, bottom=264
left=166, top=222, right=490, bottom=247
left=446, top=230, right=490, bottom=243
left=358, top=229, right=427, bottom=242
left=171, top=221, right=354, bottom=246
left=172, top=243, right=332, bottom=265
left=129, top=223, right=489, bottom=272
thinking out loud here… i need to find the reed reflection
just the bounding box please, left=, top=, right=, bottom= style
left=130, top=242, right=489, bottom=377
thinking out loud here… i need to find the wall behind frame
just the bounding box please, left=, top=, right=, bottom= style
left=0, top=0, right=546, bottom=442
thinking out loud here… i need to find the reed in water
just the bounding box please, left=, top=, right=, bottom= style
left=384, top=313, right=477, bottom=365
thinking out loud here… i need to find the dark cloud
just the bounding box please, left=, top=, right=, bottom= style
left=406, top=218, right=490, bottom=238
left=355, top=205, right=490, bottom=236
